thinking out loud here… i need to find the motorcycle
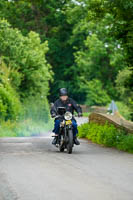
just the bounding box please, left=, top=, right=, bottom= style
left=52, top=107, right=75, bottom=154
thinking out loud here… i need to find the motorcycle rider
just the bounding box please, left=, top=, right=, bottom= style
left=50, top=88, right=82, bottom=145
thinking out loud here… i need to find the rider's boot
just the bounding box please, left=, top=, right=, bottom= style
left=52, top=135, right=58, bottom=145
left=73, top=136, right=80, bottom=145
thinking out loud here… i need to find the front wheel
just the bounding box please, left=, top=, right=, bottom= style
left=67, top=129, right=73, bottom=154
left=59, top=135, right=64, bottom=152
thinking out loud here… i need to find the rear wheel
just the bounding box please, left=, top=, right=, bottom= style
left=67, top=129, right=73, bottom=154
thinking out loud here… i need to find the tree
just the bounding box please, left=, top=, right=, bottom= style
left=0, top=0, right=132, bottom=107
left=116, top=68, right=133, bottom=108
left=0, top=19, right=52, bottom=98
left=0, top=19, right=52, bottom=121
left=0, top=0, right=75, bottom=101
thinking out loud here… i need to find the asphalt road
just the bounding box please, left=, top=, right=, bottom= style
left=0, top=117, right=133, bottom=200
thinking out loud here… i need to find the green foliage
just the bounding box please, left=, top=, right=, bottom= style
left=0, top=119, right=53, bottom=137
left=0, top=19, right=52, bottom=99
left=116, top=68, right=133, bottom=108
left=0, top=86, right=21, bottom=121
left=78, top=122, right=133, bottom=153
left=0, top=0, right=132, bottom=137
left=74, top=16, right=127, bottom=100
left=0, top=60, right=22, bottom=121
left=115, top=68, right=133, bottom=120
left=0, top=19, right=52, bottom=128
left=0, top=0, right=132, bottom=105
left=0, top=0, right=73, bottom=101
left=113, top=102, right=132, bottom=121
left=23, top=96, right=50, bottom=123
left=0, top=120, right=18, bottom=137
left=83, top=79, right=111, bottom=106
left=0, top=0, right=132, bottom=104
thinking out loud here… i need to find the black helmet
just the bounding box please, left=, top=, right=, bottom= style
left=59, top=88, right=68, bottom=96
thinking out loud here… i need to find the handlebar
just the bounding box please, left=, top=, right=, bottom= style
left=51, top=113, right=82, bottom=119
left=53, top=114, right=77, bottom=119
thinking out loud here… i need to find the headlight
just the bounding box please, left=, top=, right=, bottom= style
left=64, top=112, right=72, bottom=120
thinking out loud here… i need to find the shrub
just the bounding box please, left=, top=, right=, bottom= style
left=0, top=86, right=22, bottom=121
left=0, top=60, right=22, bottom=121
left=78, top=122, right=133, bottom=153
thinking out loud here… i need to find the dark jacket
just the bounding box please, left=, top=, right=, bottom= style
left=50, top=98, right=82, bottom=116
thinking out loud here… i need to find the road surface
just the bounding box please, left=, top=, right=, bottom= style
left=0, top=117, right=133, bottom=200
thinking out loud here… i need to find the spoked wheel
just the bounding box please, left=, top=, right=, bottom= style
left=67, top=129, right=73, bottom=154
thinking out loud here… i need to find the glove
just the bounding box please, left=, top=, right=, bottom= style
left=78, top=112, right=82, bottom=117
left=51, top=113, right=56, bottom=118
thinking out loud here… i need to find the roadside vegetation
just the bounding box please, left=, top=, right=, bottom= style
left=78, top=122, right=133, bottom=153
left=0, top=119, right=53, bottom=137
left=111, top=102, right=132, bottom=121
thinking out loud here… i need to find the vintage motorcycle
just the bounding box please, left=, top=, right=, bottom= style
left=52, top=107, right=75, bottom=154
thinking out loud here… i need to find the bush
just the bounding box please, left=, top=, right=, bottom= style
left=0, top=86, right=22, bottom=121
left=78, top=122, right=133, bottom=153
left=0, top=60, right=22, bottom=121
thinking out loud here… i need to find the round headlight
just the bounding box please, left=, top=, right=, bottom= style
left=64, top=112, right=72, bottom=120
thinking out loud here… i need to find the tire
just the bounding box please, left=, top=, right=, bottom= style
left=59, top=135, right=64, bottom=152
left=59, top=146, right=64, bottom=152
left=67, top=129, right=73, bottom=154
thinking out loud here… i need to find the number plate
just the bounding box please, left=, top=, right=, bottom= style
left=66, top=120, right=72, bottom=125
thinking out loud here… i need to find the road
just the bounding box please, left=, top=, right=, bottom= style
left=0, top=117, right=133, bottom=200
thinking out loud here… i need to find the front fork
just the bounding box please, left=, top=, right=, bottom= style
left=65, top=124, right=73, bottom=143
left=58, top=122, right=73, bottom=145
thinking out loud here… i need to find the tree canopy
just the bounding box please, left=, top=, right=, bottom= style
left=0, top=19, right=52, bottom=121
left=0, top=0, right=132, bottom=115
